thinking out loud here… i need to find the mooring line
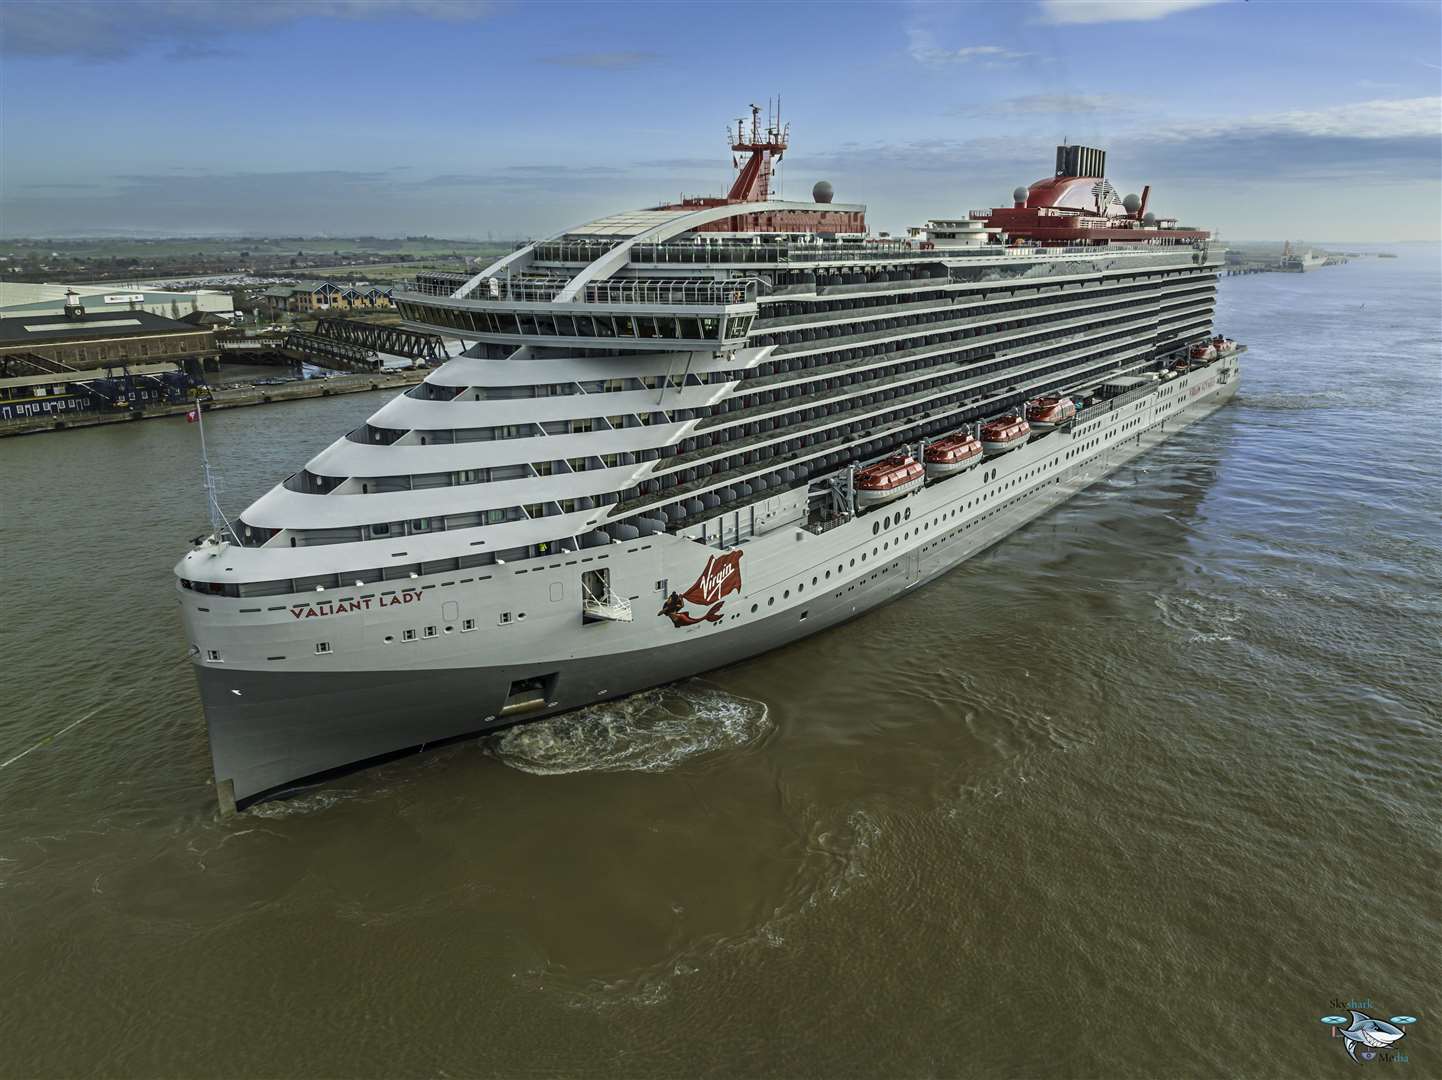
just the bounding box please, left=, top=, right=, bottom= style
left=0, top=697, right=121, bottom=770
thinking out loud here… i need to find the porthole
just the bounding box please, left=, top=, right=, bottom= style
left=883, top=515, right=891, bottom=529
left=784, top=589, right=790, bottom=599
left=904, top=508, right=911, bottom=520
left=872, top=522, right=880, bottom=536
left=768, top=597, right=775, bottom=607
left=811, top=576, right=818, bottom=586
left=751, top=603, right=758, bottom=613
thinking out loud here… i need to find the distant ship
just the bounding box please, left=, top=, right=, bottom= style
left=175, top=106, right=1242, bottom=811
left=1280, top=242, right=1326, bottom=271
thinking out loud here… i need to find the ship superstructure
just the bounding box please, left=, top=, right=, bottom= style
left=176, top=113, right=1240, bottom=810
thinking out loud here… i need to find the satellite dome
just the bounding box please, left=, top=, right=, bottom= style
left=813, top=180, right=834, bottom=204
left=1122, top=192, right=1142, bottom=213
left=1013, top=186, right=1029, bottom=203
left=1143, top=211, right=1157, bottom=226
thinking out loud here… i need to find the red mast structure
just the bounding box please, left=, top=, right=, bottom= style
left=651, top=100, right=865, bottom=236
left=726, top=101, right=788, bottom=202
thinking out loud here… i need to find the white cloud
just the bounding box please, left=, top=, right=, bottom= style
left=1161, top=97, right=1442, bottom=141
left=907, top=28, right=1036, bottom=66
left=2, top=0, right=495, bottom=58
left=1037, top=0, right=1224, bottom=25
left=539, top=51, right=659, bottom=70
left=952, top=94, right=1128, bottom=116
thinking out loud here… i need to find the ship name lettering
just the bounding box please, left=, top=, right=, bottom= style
left=289, top=589, right=423, bottom=619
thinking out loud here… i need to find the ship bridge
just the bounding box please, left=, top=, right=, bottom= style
left=392, top=199, right=867, bottom=352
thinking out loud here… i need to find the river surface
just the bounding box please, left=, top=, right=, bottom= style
left=1, top=249, right=1438, bottom=1078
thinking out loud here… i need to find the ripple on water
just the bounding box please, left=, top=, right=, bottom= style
left=482, top=682, right=770, bottom=775
left=1152, top=590, right=1246, bottom=644
left=546, top=803, right=887, bottom=1012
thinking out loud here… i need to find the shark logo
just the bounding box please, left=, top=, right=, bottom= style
left=1321, top=1010, right=1413, bottom=1063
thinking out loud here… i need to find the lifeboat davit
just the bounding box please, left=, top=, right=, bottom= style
left=1025, top=394, right=1076, bottom=431
left=1171, top=358, right=1191, bottom=373
left=854, top=454, right=924, bottom=508
left=1211, top=335, right=1238, bottom=356
left=980, top=415, right=1030, bottom=455
left=1189, top=341, right=1217, bottom=362
left=923, top=432, right=983, bottom=479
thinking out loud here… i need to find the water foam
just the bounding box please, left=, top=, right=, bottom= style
left=1152, top=592, right=1244, bottom=643
left=483, top=684, right=770, bottom=775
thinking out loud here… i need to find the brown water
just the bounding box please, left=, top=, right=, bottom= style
left=1, top=253, right=1438, bottom=1077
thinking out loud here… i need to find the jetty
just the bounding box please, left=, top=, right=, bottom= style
left=0, top=368, right=425, bottom=439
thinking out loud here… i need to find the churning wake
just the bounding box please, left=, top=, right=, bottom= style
left=483, top=683, right=770, bottom=775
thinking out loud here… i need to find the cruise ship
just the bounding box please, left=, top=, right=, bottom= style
left=176, top=108, right=1242, bottom=811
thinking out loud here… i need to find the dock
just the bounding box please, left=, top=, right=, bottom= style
left=0, top=368, right=425, bottom=439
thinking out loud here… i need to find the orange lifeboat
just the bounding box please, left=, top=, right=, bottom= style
left=1024, top=394, right=1076, bottom=431
left=980, top=415, right=1030, bottom=455
left=1211, top=335, right=1237, bottom=356
left=923, top=432, right=983, bottom=479
left=854, top=454, right=924, bottom=508
left=1189, top=341, right=1217, bottom=362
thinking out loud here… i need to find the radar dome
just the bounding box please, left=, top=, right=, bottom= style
left=813, top=180, right=834, bottom=204
left=1122, top=193, right=1142, bottom=213
left=1013, top=186, right=1029, bottom=203
left=1143, top=212, right=1157, bottom=226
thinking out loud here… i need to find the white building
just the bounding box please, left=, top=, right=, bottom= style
left=0, top=281, right=236, bottom=320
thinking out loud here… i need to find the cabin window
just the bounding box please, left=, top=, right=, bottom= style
left=315, top=642, right=332, bottom=655
left=499, top=611, right=512, bottom=625
left=205, top=649, right=222, bottom=662
left=402, top=629, right=417, bottom=642
left=423, top=626, right=438, bottom=639
left=462, top=618, right=476, bottom=632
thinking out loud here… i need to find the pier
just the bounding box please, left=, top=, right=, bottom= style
left=0, top=368, right=425, bottom=439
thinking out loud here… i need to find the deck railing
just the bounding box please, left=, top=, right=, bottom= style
left=398, top=276, right=759, bottom=307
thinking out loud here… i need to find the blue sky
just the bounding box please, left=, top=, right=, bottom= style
left=2, top=0, right=1438, bottom=241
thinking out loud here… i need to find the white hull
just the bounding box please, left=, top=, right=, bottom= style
left=182, top=357, right=1240, bottom=809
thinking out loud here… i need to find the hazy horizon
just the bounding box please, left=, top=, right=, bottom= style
left=2, top=0, right=1439, bottom=243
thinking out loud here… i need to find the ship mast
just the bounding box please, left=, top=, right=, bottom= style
left=726, top=97, right=789, bottom=202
